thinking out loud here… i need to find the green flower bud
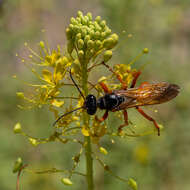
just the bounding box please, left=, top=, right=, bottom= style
left=95, top=16, right=101, bottom=23
left=78, top=39, right=84, bottom=49
left=67, top=41, right=74, bottom=54
left=81, top=17, right=87, bottom=25
left=39, top=41, right=45, bottom=48
left=110, top=33, right=119, bottom=41
left=84, top=15, right=89, bottom=22
left=94, top=21, right=100, bottom=31
left=94, top=31, right=100, bottom=39
left=105, top=27, right=112, bottom=37
left=14, top=122, right=22, bottom=134
left=29, top=138, right=38, bottom=146
left=128, top=178, right=138, bottom=190
left=89, top=29, right=95, bottom=39
left=103, top=38, right=114, bottom=49
left=73, top=25, right=80, bottom=34
left=13, top=157, right=23, bottom=173
left=103, top=33, right=118, bottom=49
left=70, top=17, right=77, bottom=25
left=100, top=20, right=106, bottom=28
left=87, top=40, right=94, bottom=48
left=84, top=35, right=90, bottom=43
left=87, top=12, right=92, bottom=21
left=76, top=17, right=81, bottom=23
left=76, top=33, right=82, bottom=41
left=78, top=50, right=84, bottom=60
left=81, top=28, right=87, bottom=38
left=77, top=11, right=83, bottom=18
left=66, top=28, right=72, bottom=40
left=95, top=40, right=102, bottom=50
left=143, top=48, right=149, bottom=54
left=69, top=24, right=74, bottom=30
left=101, top=32, right=106, bottom=40
left=103, top=50, right=112, bottom=62
left=61, top=178, right=73, bottom=185
left=89, top=24, right=95, bottom=30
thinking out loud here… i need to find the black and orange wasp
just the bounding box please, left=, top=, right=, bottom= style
left=53, top=62, right=180, bottom=136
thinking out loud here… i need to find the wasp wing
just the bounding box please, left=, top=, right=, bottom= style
left=113, top=82, right=180, bottom=110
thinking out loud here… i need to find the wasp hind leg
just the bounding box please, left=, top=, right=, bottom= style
left=118, top=110, right=129, bottom=134
left=136, top=107, right=160, bottom=136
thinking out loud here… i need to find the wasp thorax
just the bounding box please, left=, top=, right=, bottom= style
left=97, top=94, right=121, bottom=110
left=85, top=94, right=97, bottom=115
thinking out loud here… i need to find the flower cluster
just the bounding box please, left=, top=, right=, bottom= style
left=66, top=11, right=118, bottom=62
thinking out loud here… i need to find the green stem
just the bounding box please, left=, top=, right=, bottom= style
left=81, top=61, right=94, bottom=190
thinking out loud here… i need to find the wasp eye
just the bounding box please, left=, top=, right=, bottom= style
left=85, top=95, right=97, bottom=115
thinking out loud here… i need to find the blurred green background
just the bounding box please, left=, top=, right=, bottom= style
left=1, top=0, right=189, bottom=189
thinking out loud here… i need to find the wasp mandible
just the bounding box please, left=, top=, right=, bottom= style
left=53, top=62, right=180, bottom=136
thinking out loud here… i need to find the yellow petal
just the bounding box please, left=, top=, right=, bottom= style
left=81, top=126, right=90, bottom=136
left=51, top=99, right=64, bottom=107
left=99, top=147, right=108, bottom=155
left=42, top=69, right=52, bottom=83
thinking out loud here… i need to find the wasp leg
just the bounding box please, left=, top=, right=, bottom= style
left=95, top=110, right=109, bottom=122
left=118, top=110, right=129, bottom=133
left=130, top=71, right=141, bottom=88
left=101, top=62, right=128, bottom=90
left=99, top=82, right=112, bottom=93
left=136, top=107, right=160, bottom=136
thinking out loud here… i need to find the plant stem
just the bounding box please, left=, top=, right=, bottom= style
left=85, top=136, right=94, bottom=190
left=81, top=61, right=94, bottom=190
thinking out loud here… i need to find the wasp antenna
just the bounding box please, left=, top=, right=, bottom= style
left=53, top=106, right=84, bottom=127
left=69, top=69, right=85, bottom=100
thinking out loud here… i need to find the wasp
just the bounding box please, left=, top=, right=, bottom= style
left=53, top=62, right=180, bottom=136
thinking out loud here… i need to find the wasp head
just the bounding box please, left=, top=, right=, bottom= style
left=84, top=94, right=97, bottom=115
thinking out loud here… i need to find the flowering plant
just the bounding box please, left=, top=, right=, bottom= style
left=13, top=11, right=152, bottom=190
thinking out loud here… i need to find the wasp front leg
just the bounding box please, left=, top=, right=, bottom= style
left=118, top=110, right=129, bottom=134
left=95, top=110, right=109, bottom=122
left=101, top=62, right=128, bottom=90
left=99, top=81, right=112, bottom=93
left=136, top=107, right=160, bottom=136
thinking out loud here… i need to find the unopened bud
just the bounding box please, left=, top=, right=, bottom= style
left=143, top=48, right=149, bottom=54
left=95, top=16, right=101, bottom=23
left=61, top=178, right=73, bottom=186
left=87, top=40, right=94, bottom=48
left=14, top=123, right=22, bottom=134
left=78, top=39, right=84, bottom=49
left=103, top=50, right=112, bottom=62
left=39, top=41, right=45, bottom=48
left=87, top=12, right=92, bottom=21
left=13, top=157, right=23, bottom=173
left=128, top=178, right=138, bottom=190
left=77, top=11, right=83, bottom=18
left=78, top=50, right=84, bottom=60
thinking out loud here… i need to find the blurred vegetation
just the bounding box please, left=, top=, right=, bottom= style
left=1, top=0, right=189, bottom=189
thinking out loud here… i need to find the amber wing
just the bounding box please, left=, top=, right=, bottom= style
left=114, top=82, right=180, bottom=110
